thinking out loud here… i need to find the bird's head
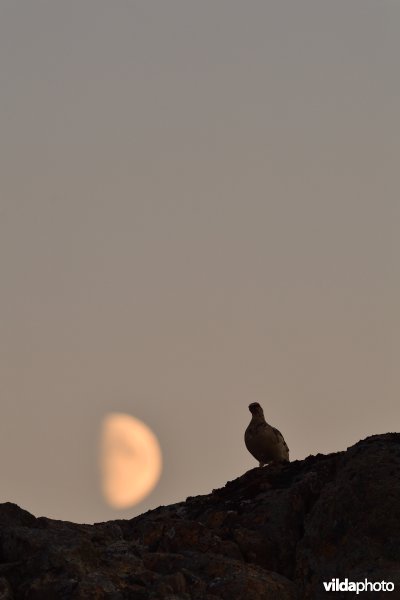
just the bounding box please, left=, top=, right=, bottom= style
left=248, top=402, right=264, bottom=418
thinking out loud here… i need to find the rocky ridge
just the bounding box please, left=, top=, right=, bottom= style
left=1, top=433, right=400, bottom=599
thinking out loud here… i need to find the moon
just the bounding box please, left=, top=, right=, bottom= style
left=100, top=412, right=162, bottom=509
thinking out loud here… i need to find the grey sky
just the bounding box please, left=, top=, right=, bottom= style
left=0, top=1, right=399, bottom=523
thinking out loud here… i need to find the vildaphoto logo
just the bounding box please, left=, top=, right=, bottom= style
left=323, top=578, right=395, bottom=594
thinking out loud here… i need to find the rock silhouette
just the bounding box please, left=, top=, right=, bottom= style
left=1, top=433, right=399, bottom=599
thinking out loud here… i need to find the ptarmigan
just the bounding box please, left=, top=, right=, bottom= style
left=244, top=402, right=289, bottom=467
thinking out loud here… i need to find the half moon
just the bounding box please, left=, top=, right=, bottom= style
left=100, top=412, right=162, bottom=509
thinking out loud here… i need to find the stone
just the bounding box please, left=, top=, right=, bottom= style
left=0, top=433, right=399, bottom=599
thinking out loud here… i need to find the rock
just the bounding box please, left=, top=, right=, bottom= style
left=0, top=433, right=399, bottom=598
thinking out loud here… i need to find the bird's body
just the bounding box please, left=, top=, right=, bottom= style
left=245, top=402, right=289, bottom=467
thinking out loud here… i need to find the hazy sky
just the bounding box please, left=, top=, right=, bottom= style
left=0, top=1, right=399, bottom=524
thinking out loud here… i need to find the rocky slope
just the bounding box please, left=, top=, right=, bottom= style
left=1, top=433, right=400, bottom=599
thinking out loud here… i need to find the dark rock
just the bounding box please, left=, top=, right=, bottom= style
left=1, top=433, right=399, bottom=599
